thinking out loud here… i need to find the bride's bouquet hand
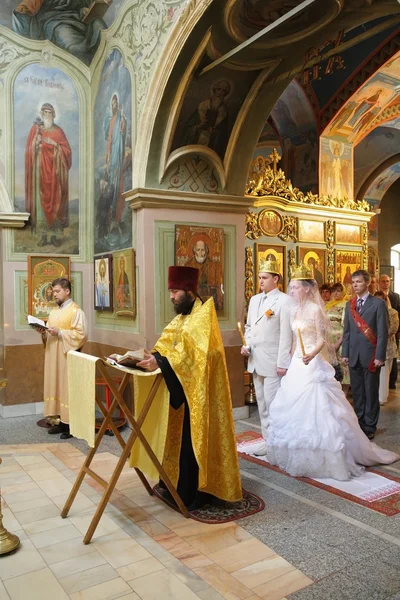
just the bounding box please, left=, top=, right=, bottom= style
left=302, top=352, right=315, bottom=365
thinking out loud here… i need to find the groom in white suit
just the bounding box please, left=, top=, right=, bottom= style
left=241, top=259, right=293, bottom=455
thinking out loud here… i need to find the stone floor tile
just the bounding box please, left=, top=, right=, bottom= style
left=15, top=503, right=61, bottom=525
left=4, top=567, right=69, bottom=600
left=1, top=508, right=21, bottom=532
left=181, top=550, right=214, bottom=570
left=232, top=556, right=296, bottom=589
left=168, top=519, right=233, bottom=539
left=27, top=466, right=65, bottom=482
left=22, top=460, right=52, bottom=472
left=36, top=477, right=73, bottom=498
left=29, top=523, right=82, bottom=549
left=163, top=557, right=209, bottom=592
left=23, top=515, right=72, bottom=536
left=193, top=564, right=255, bottom=600
left=49, top=549, right=108, bottom=579
left=59, top=563, right=119, bottom=594
left=208, top=538, right=277, bottom=573
left=0, top=474, right=32, bottom=488
left=68, top=577, right=132, bottom=600
left=67, top=509, right=122, bottom=540
left=0, top=464, right=24, bottom=475
left=2, top=488, right=46, bottom=506
left=0, top=581, right=10, bottom=600
left=0, top=540, right=46, bottom=581
left=187, top=524, right=253, bottom=555
left=8, top=495, right=55, bottom=514
left=92, top=530, right=152, bottom=568
left=117, top=557, right=165, bottom=581
left=14, top=455, right=47, bottom=466
left=253, top=569, right=313, bottom=600
left=38, top=535, right=97, bottom=564
left=128, top=568, right=201, bottom=600
left=196, top=589, right=226, bottom=600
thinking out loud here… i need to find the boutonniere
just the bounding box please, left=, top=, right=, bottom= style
left=265, top=309, right=275, bottom=318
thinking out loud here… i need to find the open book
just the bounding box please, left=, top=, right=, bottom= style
left=105, top=349, right=145, bottom=369
left=28, top=315, right=48, bottom=329
left=82, top=0, right=112, bottom=23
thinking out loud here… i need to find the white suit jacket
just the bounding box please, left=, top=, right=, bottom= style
left=245, top=288, right=293, bottom=377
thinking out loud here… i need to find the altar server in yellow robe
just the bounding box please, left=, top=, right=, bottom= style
left=34, top=278, right=87, bottom=439
left=136, top=265, right=242, bottom=509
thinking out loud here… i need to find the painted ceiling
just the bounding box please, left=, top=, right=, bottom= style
left=0, top=0, right=126, bottom=65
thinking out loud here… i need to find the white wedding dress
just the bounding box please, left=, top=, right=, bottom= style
left=267, top=302, right=399, bottom=480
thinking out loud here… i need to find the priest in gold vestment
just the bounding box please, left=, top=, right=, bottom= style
left=34, top=278, right=87, bottom=439
left=135, top=266, right=242, bottom=509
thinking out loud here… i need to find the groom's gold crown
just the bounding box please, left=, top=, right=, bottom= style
left=291, top=263, right=314, bottom=280
left=259, top=259, right=281, bottom=276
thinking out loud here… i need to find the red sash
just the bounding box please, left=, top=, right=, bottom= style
left=350, top=297, right=377, bottom=372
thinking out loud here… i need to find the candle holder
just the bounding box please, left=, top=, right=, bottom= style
left=244, top=359, right=257, bottom=405
left=0, top=459, right=20, bottom=555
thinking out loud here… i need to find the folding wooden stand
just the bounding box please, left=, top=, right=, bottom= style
left=61, top=359, right=190, bottom=544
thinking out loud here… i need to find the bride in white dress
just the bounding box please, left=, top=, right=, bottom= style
left=267, top=265, right=399, bottom=480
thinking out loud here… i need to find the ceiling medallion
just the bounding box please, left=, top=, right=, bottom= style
left=245, top=150, right=372, bottom=213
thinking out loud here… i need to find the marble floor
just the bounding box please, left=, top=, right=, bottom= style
left=0, top=388, right=399, bottom=600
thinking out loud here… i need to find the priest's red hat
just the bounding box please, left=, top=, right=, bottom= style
left=168, top=266, right=199, bottom=292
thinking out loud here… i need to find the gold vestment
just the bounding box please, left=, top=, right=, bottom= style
left=130, top=298, right=242, bottom=503
left=44, top=301, right=87, bottom=423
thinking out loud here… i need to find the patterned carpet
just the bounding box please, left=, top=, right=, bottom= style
left=237, top=430, right=400, bottom=516
left=152, top=483, right=265, bottom=523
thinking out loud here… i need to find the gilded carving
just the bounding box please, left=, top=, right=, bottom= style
left=326, top=220, right=335, bottom=248
left=326, top=220, right=335, bottom=285
left=245, top=151, right=372, bottom=213
left=245, top=211, right=262, bottom=240
left=279, top=216, right=298, bottom=243
left=245, top=246, right=254, bottom=305
left=361, top=222, right=368, bottom=270
left=288, top=249, right=296, bottom=279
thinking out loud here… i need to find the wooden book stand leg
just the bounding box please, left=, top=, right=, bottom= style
left=61, top=364, right=189, bottom=545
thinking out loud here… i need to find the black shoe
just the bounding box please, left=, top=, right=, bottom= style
left=48, top=424, right=64, bottom=434
left=60, top=432, right=73, bottom=440
left=48, top=422, right=69, bottom=435
left=389, top=384, right=396, bottom=390
left=366, top=432, right=375, bottom=440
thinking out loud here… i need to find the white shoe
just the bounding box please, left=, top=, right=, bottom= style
left=379, top=400, right=387, bottom=406
left=254, top=442, right=268, bottom=456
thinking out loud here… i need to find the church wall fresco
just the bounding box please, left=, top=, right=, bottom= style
left=325, top=49, right=400, bottom=146
left=252, top=120, right=282, bottom=162
left=170, top=57, right=259, bottom=161
left=354, top=126, right=400, bottom=196
left=364, top=163, right=400, bottom=206
left=319, top=137, right=353, bottom=200
left=93, top=48, right=132, bottom=255
left=1, top=0, right=109, bottom=65
left=269, top=81, right=318, bottom=194
left=13, top=63, right=81, bottom=255
left=160, top=157, right=220, bottom=194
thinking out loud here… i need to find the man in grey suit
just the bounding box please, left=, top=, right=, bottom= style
left=342, top=270, right=388, bottom=440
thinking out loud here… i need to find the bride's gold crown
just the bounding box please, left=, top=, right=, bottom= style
left=290, top=263, right=314, bottom=280
left=259, top=259, right=281, bottom=276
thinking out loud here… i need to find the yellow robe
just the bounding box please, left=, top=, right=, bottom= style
left=44, top=300, right=87, bottom=423
left=130, top=298, right=242, bottom=503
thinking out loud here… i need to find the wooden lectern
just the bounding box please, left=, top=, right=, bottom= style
left=61, top=354, right=189, bottom=544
